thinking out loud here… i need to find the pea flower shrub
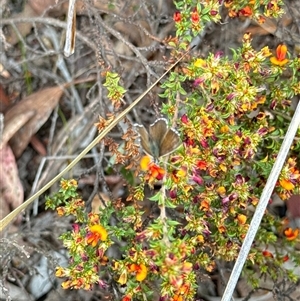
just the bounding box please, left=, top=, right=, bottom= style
left=46, top=1, right=300, bottom=300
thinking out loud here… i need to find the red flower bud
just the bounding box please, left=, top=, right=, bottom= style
left=181, top=114, right=189, bottom=124
left=173, top=12, right=181, bottom=22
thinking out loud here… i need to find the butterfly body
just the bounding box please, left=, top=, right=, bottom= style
left=135, top=118, right=181, bottom=160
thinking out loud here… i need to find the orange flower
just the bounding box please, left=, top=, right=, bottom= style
left=279, top=178, right=295, bottom=190
left=140, top=156, right=165, bottom=184
left=237, top=214, right=247, bottom=225
left=86, top=224, right=108, bottom=247
left=55, top=267, right=67, bottom=277
left=172, top=283, right=191, bottom=301
left=172, top=295, right=183, bottom=301
left=218, top=225, right=226, bottom=233
left=149, top=164, right=165, bottom=180
left=200, top=200, right=210, bottom=211
left=276, top=44, right=288, bottom=61
left=220, top=125, right=229, bottom=133
left=270, top=44, right=289, bottom=66
left=228, top=9, right=237, bottom=18
left=56, top=206, right=65, bottom=216
left=240, top=6, right=252, bottom=17
left=262, top=250, right=274, bottom=258
left=61, top=280, right=72, bottom=289
left=196, top=160, right=207, bottom=170
left=128, top=263, right=147, bottom=281
left=122, top=296, right=132, bottom=301
left=284, top=227, right=299, bottom=241
left=257, top=15, right=266, bottom=23
left=61, top=179, right=78, bottom=190
left=191, top=9, right=199, bottom=23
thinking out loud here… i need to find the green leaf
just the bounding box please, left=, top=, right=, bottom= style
left=149, top=191, right=162, bottom=202
left=165, top=198, right=177, bottom=208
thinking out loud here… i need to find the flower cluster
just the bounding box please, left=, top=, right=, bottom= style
left=46, top=180, right=110, bottom=290
left=278, top=157, right=300, bottom=200
left=103, top=72, right=127, bottom=109
left=173, top=2, right=221, bottom=43
left=173, top=1, right=284, bottom=44
left=157, top=29, right=300, bottom=295
left=47, top=2, right=300, bottom=300
left=157, top=242, right=195, bottom=300
left=224, top=0, right=284, bottom=20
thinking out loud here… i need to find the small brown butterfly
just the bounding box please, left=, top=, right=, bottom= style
left=135, top=118, right=181, bottom=160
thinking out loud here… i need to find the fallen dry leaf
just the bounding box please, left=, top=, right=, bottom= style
left=0, top=84, right=11, bottom=113
left=4, top=86, right=64, bottom=158
left=30, top=135, right=47, bottom=156
left=0, top=110, right=35, bottom=149
left=28, top=0, right=68, bottom=16
left=0, top=145, right=24, bottom=224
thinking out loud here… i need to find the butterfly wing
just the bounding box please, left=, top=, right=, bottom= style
left=135, top=124, right=153, bottom=156
left=148, top=118, right=169, bottom=158
left=149, top=119, right=169, bottom=143
left=159, top=127, right=181, bottom=157
left=135, top=118, right=181, bottom=158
